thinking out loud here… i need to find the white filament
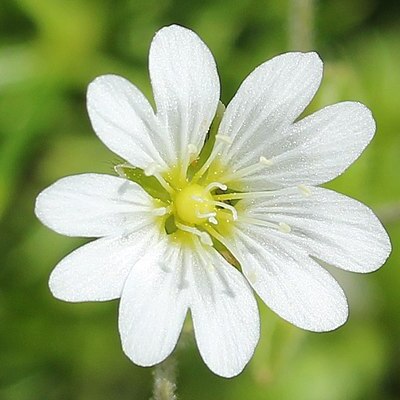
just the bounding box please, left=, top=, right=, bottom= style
left=213, top=201, right=238, bottom=221
left=193, top=196, right=238, bottom=221
left=175, top=221, right=213, bottom=246
left=221, top=156, right=273, bottom=182
left=298, top=184, right=312, bottom=197
left=215, top=134, right=233, bottom=144
left=204, top=181, right=227, bottom=193
left=152, top=207, right=169, bottom=216
left=242, top=216, right=291, bottom=233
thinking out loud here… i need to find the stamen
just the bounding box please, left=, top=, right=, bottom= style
left=114, top=164, right=127, bottom=178
left=204, top=181, right=227, bottom=193
left=195, top=210, right=217, bottom=220
left=193, top=239, right=215, bottom=272
left=144, top=163, right=175, bottom=194
left=188, top=143, right=198, bottom=155
left=188, top=143, right=198, bottom=162
left=152, top=207, right=169, bottom=216
left=203, top=224, right=227, bottom=245
left=114, top=162, right=139, bottom=178
left=213, top=201, right=238, bottom=220
left=242, top=216, right=291, bottom=233
left=278, top=222, right=292, bottom=233
left=215, top=134, right=233, bottom=144
left=214, top=191, right=276, bottom=201
left=220, top=156, right=273, bottom=182
left=298, top=184, right=312, bottom=197
left=247, top=269, right=257, bottom=284
left=208, top=216, right=218, bottom=225
left=144, top=163, right=158, bottom=177
left=175, top=221, right=213, bottom=246
left=192, top=136, right=230, bottom=183
left=259, top=156, right=273, bottom=166
left=192, top=196, right=238, bottom=221
left=191, top=149, right=221, bottom=183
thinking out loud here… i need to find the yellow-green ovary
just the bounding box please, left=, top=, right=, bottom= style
left=174, top=184, right=215, bottom=225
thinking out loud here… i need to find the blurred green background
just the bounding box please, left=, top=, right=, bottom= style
left=1, top=0, right=399, bottom=399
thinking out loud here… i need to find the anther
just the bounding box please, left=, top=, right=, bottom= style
left=247, top=270, right=257, bottom=284
left=114, top=162, right=137, bottom=178
left=241, top=216, right=292, bottom=233
left=208, top=216, right=218, bottom=225
left=278, top=222, right=291, bottom=233
left=206, top=263, right=215, bottom=272
left=259, top=156, right=273, bottom=166
left=144, top=163, right=158, bottom=177
left=219, top=156, right=273, bottom=182
left=144, top=163, right=174, bottom=194
left=188, top=143, right=198, bottom=155
left=298, top=184, right=312, bottom=197
left=152, top=207, right=169, bottom=216
left=175, top=222, right=213, bottom=246
left=114, top=164, right=127, bottom=178
left=216, top=134, right=233, bottom=144
left=198, top=232, right=213, bottom=246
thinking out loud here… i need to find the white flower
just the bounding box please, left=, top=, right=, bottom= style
left=35, top=25, right=391, bottom=378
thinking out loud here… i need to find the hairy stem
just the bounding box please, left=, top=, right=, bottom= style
left=151, top=356, right=177, bottom=400
left=288, top=0, right=315, bottom=51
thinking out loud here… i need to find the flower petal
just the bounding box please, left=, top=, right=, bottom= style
left=216, top=52, right=322, bottom=186
left=87, top=75, right=170, bottom=170
left=49, top=227, right=160, bottom=302
left=119, top=239, right=190, bottom=366
left=188, top=240, right=259, bottom=378
left=224, top=225, right=348, bottom=332
left=224, top=102, right=376, bottom=190
left=118, top=236, right=259, bottom=376
left=240, top=186, right=391, bottom=272
left=35, top=174, right=156, bottom=238
left=149, top=25, right=220, bottom=169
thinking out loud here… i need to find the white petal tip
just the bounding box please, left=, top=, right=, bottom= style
left=48, top=270, right=71, bottom=302
left=155, top=24, right=191, bottom=36
left=300, top=299, right=349, bottom=333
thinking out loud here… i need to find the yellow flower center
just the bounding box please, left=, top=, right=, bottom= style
left=174, top=184, right=215, bottom=225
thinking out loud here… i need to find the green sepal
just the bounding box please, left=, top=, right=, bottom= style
left=164, top=214, right=178, bottom=234
left=114, top=163, right=170, bottom=202
left=187, top=100, right=225, bottom=179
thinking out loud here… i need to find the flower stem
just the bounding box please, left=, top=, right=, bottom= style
left=288, top=0, right=315, bottom=51
left=151, top=356, right=178, bottom=400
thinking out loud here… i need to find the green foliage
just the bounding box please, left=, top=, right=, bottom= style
left=0, top=0, right=399, bottom=399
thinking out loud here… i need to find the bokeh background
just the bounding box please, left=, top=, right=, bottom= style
left=1, top=0, right=400, bottom=399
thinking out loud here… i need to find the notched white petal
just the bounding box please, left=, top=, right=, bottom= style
left=240, top=186, right=391, bottom=273
left=217, top=52, right=323, bottom=178
left=119, top=239, right=189, bottom=366
left=149, top=25, right=220, bottom=169
left=87, top=74, right=169, bottom=169
left=118, top=237, right=259, bottom=375
left=225, top=226, right=348, bottom=332
left=35, top=173, right=156, bottom=238
left=266, top=101, right=376, bottom=187
left=49, top=227, right=159, bottom=302
left=224, top=101, right=376, bottom=191
left=188, top=242, right=260, bottom=377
